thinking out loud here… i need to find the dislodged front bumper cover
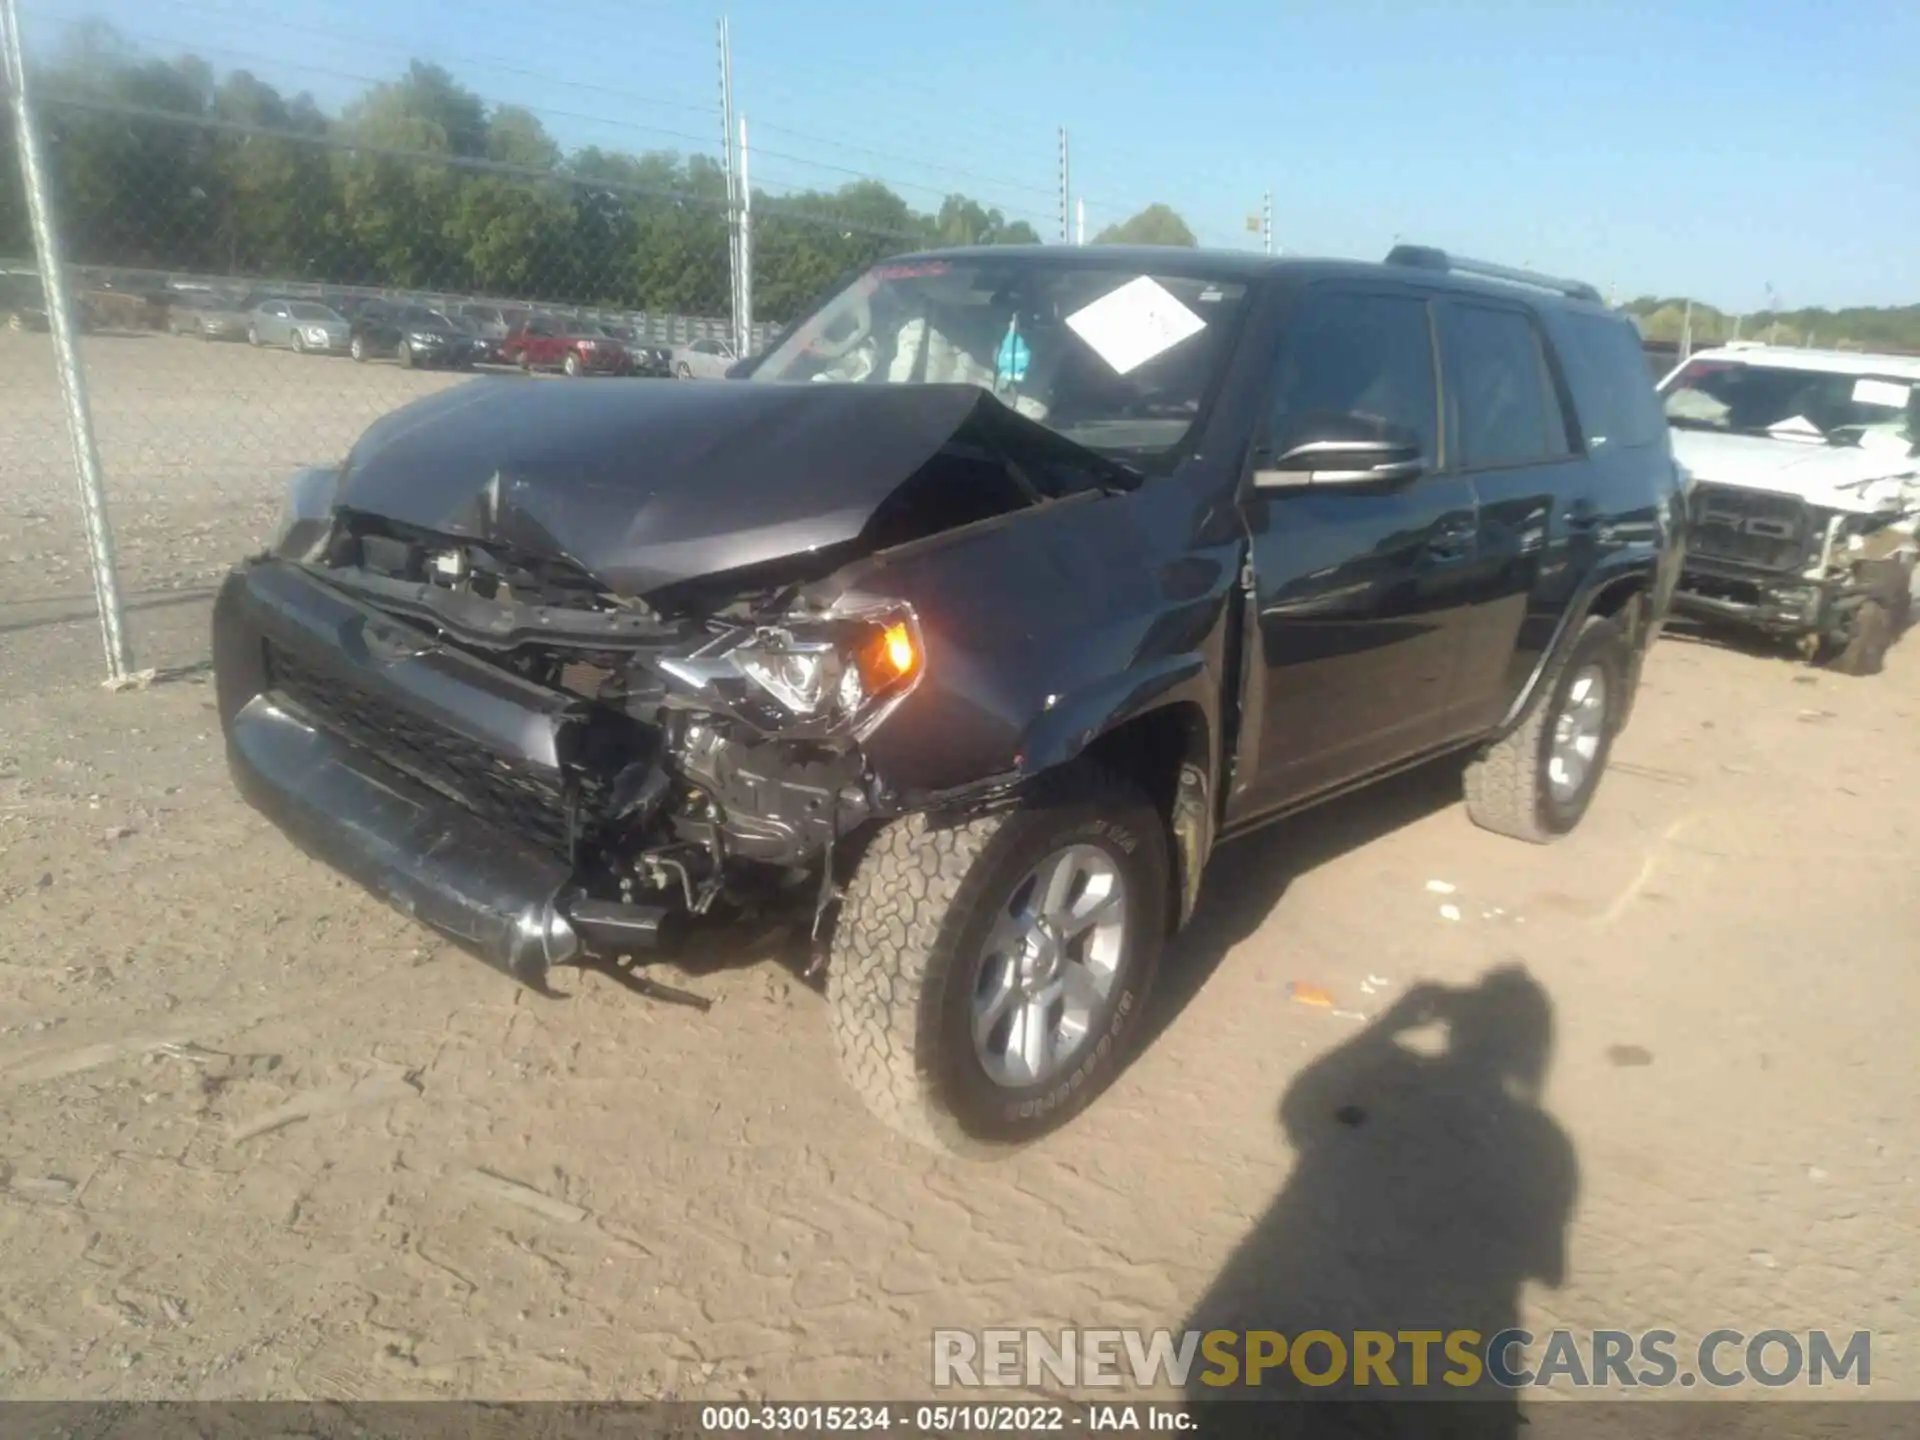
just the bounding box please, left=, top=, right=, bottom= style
left=213, top=560, right=692, bottom=987
left=226, top=690, right=580, bottom=986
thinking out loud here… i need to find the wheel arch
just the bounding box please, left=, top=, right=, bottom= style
left=1011, top=664, right=1219, bottom=935
left=1500, top=560, right=1655, bottom=738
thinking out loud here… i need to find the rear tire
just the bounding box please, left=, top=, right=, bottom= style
left=247, top=325, right=261, bottom=347
left=350, top=334, right=367, bottom=363
left=291, top=332, right=307, bottom=354
left=676, top=360, right=693, bottom=379
left=563, top=351, right=582, bottom=378
left=1464, top=615, right=1629, bottom=843
left=827, top=761, right=1169, bottom=1156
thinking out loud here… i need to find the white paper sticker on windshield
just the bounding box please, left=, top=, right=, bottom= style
left=1852, top=377, right=1911, bottom=409
left=1065, top=276, right=1206, bottom=376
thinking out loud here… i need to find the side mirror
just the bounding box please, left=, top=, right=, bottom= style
left=1253, top=413, right=1427, bottom=491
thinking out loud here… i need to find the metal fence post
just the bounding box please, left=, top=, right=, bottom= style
left=2, top=0, right=133, bottom=681
left=737, top=113, right=752, bottom=354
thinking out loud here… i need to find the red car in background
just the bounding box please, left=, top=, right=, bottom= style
left=497, top=315, right=633, bottom=377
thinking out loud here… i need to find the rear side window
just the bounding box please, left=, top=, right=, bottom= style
left=1555, top=312, right=1668, bottom=451
left=1439, top=303, right=1570, bottom=469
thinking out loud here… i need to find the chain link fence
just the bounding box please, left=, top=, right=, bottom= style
left=2, top=27, right=967, bottom=680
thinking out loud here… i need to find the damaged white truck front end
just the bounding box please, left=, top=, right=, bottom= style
left=1662, top=347, right=1920, bottom=674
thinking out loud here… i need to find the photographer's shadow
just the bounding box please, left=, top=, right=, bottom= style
left=1183, top=964, right=1579, bottom=1438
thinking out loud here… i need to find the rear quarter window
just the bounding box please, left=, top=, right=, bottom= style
left=1551, top=311, right=1668, bottom=451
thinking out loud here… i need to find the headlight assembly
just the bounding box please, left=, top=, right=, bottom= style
left=661, top=605, right=925, bottom=738
left=269, top=465, right=340, bottom=561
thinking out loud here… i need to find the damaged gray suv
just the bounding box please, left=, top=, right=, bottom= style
left=214, top=244, right=1684, bottom=1152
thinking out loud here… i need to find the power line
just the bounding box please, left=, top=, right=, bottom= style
left=34, top=17, right=729, bottom=153
left=32, top=90, right=933, bottom=245
left=63, top=0, right=723, bottom=119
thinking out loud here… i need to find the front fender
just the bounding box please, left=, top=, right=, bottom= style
left=1499, top=551, right=1659, bottom=736
left=1012, top=653, right=1215, bottom=777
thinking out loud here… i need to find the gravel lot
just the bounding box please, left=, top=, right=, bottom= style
left=0, top=332, right=1916, bottom=1406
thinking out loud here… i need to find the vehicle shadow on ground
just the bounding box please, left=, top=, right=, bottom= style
left=1180, top=962, right=1578, bottom=1439
left=1140, top=753, right=1469, bottom=1055
left=1659, top=616, right=1806, bottom=666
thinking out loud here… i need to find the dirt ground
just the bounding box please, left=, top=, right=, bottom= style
left=0, top=332, right=1916, bottom=1403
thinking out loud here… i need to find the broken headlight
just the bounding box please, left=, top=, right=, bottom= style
left=733, top=610, right=923, bottom=726
left=665, top=606, right=925, bottom=736
left=269, top=465, right=340, bottom=561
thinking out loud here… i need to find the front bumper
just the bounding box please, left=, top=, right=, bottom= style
left=405, top=337, right=481, bottom=366
left=1673, top=559, right=1830, bottom=635
left=213, top=561, right=677, bottom=988
left=226, top=691, right=580, bottom=985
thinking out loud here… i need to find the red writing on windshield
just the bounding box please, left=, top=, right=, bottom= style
left=871, top=262, right=950, bottom=281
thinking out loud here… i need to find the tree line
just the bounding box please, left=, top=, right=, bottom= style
left=1625, top=296, right=1920, bottom=354
left=0, top=23, right=1203, bottom=324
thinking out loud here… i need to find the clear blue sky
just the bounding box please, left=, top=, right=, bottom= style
left=22, top=0, right=1920, bottom=310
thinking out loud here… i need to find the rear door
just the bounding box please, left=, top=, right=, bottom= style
left=1435, top=298, right=1592, bottom=733
left=1235, top=283, right=1483, bottom=815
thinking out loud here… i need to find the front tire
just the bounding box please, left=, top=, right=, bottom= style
left=247, top=325, right=261, bottom=347
left=291, top=331, right=307, bottom=354
left=563, top=351, right=582, bottom=378
left=827, top=761, right=1168, bottom=1155
left=1823, top=558, right=1911, bottom=677
left=1464, top=615, right=1629, bottom=843
left=350, top=334, right=367, bottom=363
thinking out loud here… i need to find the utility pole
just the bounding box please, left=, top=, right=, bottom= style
left=1680, top=299, right=1693, bottom=362
left=738, top=113, right=752, bottom=355
left=1057, top=127, right=1070, bottom=244
left=717, top=17, right=742, bottom=354
left=1262, top=191, right=1273, bottom=255
left=2, top=0, right=132, bottom=681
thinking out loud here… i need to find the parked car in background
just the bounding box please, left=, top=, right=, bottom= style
left=347, top=304, right=484, bottom=369
left=669, top=336, right=736, bottom=379
left=249, top=299, right=350, bottom=354
left=498, top=315, right=632, bottom=376
left=1660, top=343, right=1919, bottom=674
left=455, top=303, right=525, bottom=344
left=603, top=324, right=671, bottom=377
left=167, top=291, right=251, bottom=341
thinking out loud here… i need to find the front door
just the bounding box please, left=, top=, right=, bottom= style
left=1233, top=284, right=1482, bottom=819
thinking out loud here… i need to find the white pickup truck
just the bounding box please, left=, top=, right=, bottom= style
left=1660, top=342, right=1919, bottom=674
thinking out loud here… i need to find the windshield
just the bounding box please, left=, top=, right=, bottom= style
left=1661, top=358, right=1919, bottom=450
left=749, top=257, right=1252, bottom=465
left=289, top=302, right=343, bottom=322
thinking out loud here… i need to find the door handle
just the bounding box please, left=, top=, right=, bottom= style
left=1564, top=500, right=1602, bottom=530
left=1424, top=519, right=1477, bottom=562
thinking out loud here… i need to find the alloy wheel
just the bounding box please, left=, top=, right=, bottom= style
left=970, top=843, right=1129, bottom=1088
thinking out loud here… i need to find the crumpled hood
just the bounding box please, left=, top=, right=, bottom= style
left=334, top=378, right=1015, bottom=596
left=1673, top=429, right=1920, bottom=514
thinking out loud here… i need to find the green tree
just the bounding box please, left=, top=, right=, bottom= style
left=1092, top=203, right=1197, bottom=247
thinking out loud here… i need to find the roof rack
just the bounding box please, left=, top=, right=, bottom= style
left=1384, top=244, right=1604, bottom=304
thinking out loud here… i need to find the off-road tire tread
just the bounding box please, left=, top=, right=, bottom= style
left=1830, top=600, right=1892, bottom=677
left=1464, top=616, right=1626, bottom=844
left=826, top=760, right=1151, bottom=1158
